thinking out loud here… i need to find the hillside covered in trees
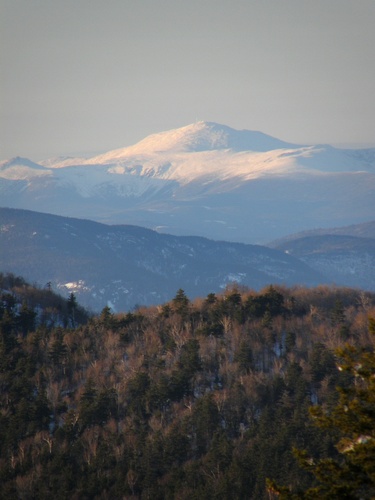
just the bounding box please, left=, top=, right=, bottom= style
left=1, top=273, right=375, bottom=499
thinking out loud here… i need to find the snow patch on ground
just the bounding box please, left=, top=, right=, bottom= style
left=220, top=273, right=247, bottom=288
left=58, top=280, right=91, bottom=293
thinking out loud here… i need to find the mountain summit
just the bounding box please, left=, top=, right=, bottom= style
left=90, top=121, right=298, bottom=162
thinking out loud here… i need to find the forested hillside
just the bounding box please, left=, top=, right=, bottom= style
left=1, top=274, right=375, bottom=499
left=0, top=207, right=323, bottom=312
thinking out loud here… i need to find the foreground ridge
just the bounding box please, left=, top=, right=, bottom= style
left=1, top=273, right=374, bottom=498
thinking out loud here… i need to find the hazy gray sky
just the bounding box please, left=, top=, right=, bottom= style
left=1, top=0, right=375, bottom=159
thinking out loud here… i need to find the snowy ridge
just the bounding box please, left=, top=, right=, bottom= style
left=55, top=164, right=176, bottom=199
left=0, top=157, right=51, bottom=180
left=39, top=156, right=88, bottom=168
left=0, top=157, right=46, bottom=170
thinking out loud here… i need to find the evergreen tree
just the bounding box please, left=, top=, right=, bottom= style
left=268, top=317, right=375, bottom=499
left=17, top=302, right=37, bottom=336
left=172, top=289, right=190, bottom=317
left=67, top=292, right=78, bottom=328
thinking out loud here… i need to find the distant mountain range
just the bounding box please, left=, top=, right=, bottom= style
left=268, top=221, right=375, bottom=292
left=1, top=121, right=374, bottom=244
left=267, top=220, right=375, bottom=244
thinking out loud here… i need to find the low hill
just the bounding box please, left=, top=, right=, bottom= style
left=269, top=223, right=375, bottom=291
left=268, top=219, right=375, bottom=245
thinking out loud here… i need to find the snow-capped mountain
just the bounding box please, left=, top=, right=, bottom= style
left=0, top=157, right=51, bottom=179
left=86, top=121, right=299, bottom=158
left=1, top=122, right=374, bottom=243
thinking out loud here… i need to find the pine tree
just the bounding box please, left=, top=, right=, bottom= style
left=268, top=317, right=375, bottom=499
left=172, top=289, right=190, bottom=317
left=67, top=292, right=78, bottom=328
